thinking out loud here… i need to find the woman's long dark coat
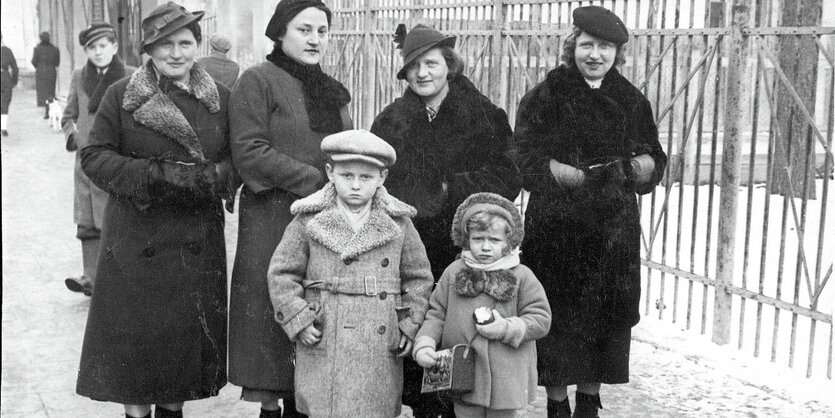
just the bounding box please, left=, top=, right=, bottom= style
left=31, top=42, right=59, bottom=106
left=1, top=45, right=19, bottom=114
left=515, top=65, right=667, bottom=380
left=76, top=66, right=232, bottom=404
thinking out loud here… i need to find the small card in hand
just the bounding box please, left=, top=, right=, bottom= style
left=420, top=344, right=474, bottom=394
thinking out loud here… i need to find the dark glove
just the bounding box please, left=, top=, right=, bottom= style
left=581, top=156, right=627, bottom=189
left=148, top=159, right=214, bottom=201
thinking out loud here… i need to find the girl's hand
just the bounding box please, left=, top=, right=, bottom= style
left=414, top=347, right=439, bottom=368
left=396, top=333, right=413, bottom=358
left=297, top=324, right=322, bottom=346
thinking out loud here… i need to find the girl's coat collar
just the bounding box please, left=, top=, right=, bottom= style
left=454, top=265, right=519, bottom=301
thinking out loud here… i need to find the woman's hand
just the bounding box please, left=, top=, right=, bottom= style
left=549, top=159, right=585, bottom=188
left=297, top=324, right=322, bottom=346
left=414, top=346, right=439, bottom=368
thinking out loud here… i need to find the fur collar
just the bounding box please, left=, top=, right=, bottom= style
left=122, top=60, right=220, bottom=160
left=292, top=183, right=417, bottom=260
left=454, top=266, right=518, bottom=301
left=82, top=54, right=126, bottom=114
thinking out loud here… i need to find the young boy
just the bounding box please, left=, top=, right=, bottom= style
left=62, top=23, right=132, bottom=296
left=413, top=192, right=552, bottom=418
left=267, top=129, right=434, bottom=418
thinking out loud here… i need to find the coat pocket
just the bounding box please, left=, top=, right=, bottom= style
left=334, top=294, right=400, bottom=357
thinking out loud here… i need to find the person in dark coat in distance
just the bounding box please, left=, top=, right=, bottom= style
left=370, top=24, right=521, bottom=418
left=0, top=34, right=19, bottom=136
left=197, top=33, right=239, bottom=88
left=62, top=22, right=135, bottom=297
left=32, top=31, right=60, bottom=116
left=514, top=6, right=667, bottom=417
left=228, top=0, right=351, bottom=416
left=75, top=3, right=237, bottom=417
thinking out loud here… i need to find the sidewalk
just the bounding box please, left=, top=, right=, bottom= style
left=2, top=89, right=831, bottom=417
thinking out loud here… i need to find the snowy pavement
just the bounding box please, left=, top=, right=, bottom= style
left=2, top=89, right=832, bottom=417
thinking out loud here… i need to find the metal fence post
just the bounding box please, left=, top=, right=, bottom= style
left=713, top=0, right=752, bottom=345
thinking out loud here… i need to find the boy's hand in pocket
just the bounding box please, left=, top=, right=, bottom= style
left=297, top=324, right=322, bottom=346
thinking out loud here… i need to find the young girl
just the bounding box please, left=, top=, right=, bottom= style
left=413, top=192, right=552, bottom=418
left=267, top=129, right=434, bottom=418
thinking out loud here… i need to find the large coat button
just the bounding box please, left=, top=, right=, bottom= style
left=377, top=325, right=386, bottom=334
left=142, top=247, right=156, bottom=258
left=379, top=291, right=388, bottom=300
left=275, top=312, right=284, bottom=321
left=343, top=258, right=353, bottom=265
left=381, top=258, right=390, bottom=267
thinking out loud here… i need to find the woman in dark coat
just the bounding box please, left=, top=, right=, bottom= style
left=76, top=4, right=236, bottom=417
left=228, top=0, right=351, bottom=416
left=31, top=31, right=60, bottom=111
left=370, top=24, right=520, bottom=418
left=515, top=6, right=667, bottom=417
left=1, top=34, right=18, bottom=136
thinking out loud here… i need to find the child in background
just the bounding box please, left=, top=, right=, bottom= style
left=267, top=129, right=434, bottom=418
left=413, top=192, right=552, bottom=418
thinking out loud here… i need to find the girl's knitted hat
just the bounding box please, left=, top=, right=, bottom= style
left=451, top=192, right=524, bottom=249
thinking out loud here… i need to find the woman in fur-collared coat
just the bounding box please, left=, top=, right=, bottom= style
left=515, top=6, right=667, bottom=417
left=370, top=25, right=520, bottom=418
left=76, top=5, right=236, bottom=415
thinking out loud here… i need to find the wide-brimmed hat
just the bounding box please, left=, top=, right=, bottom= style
left=572, top=5, right=629, bottom=44
left=141, top=2, right=204, bottom=51
left=79, top=23, right=116, bottom=47
left=395, top=24, right=456, bottom=80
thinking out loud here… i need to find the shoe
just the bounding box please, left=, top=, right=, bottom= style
left=573, top=392, right=602, bottom=418
left=1, top=130, right=7, bottom=136
left=548, top=397, right=572, bottom=418
left=65, top=275, right=94, bottom=296
left=43, top=114, right=49, bottom=119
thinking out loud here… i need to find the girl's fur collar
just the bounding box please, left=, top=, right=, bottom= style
left=122, top=60, right=220, bottom=160
left=291, top=183, right=417, bottom=260
left=454, top=265, right=518, bottom=301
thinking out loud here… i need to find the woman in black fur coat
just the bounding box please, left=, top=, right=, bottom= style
left=371, top=24, right=521, bottom=418
left=515, top=6, right=667, bottom=418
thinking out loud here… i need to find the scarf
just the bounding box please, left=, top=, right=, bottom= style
left=336, top=196, right=372, bottom=232
left=82, top=54, right=126, bottom=113
left=266, top=46, right=350, bottom=133
left=461, top=248, right=521, bottom=271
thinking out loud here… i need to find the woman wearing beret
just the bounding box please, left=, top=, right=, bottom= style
left=370, top=24, right=521, bottom=418
left=228, top=0, right=351, bottom=416
left=515, top=6, right=667, bottom=417
left=76, top=3, right=236, bottom=417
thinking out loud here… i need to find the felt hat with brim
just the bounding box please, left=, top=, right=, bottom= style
left=572, top=5, right=629, bottom=44
left=321, top=129, right=397, bottom=168
left=141, top=2, right=204, bottom=52
left=79, top=23, right=116, bottom=47
left=396, top=24, right=456, bottom=80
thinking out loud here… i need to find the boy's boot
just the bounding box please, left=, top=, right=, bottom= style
left=573, top=392, right=602, bottom=418
left=259, top=409, right=281, bottom=418
left=547, top=397, right=572, bottom=418
left=280, top=398, right=307, bottom=418
left=126, top=414, right=151, bottom=418
left=154, top=406, right=183, bottom=418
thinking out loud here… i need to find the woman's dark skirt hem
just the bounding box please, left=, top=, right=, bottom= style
left=537, top=327, right=632, bottom=387
left=76, top=383, right=225, bottom=405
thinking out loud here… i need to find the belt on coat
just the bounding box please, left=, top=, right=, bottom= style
left=302, top=276, right=401, bottom=296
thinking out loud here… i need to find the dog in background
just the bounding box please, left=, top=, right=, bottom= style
left=46, top=97, right=65, bottom=132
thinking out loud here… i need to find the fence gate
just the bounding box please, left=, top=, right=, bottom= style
left=324, top=0, right=834, bottom=379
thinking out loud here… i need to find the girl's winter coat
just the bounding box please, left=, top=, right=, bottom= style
left=228, top=62, right=352, bottom=395
left=416, top=259, right=551, bottom=410
left=267, top=184, right=434, bottom=418
left=76, top=62, right=234, bottom=404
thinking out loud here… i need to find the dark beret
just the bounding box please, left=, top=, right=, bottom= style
left=79, top=23, right=116, bottom=47
left=265, top=0, right=332, bottom=43
left=572, top=6, right=629, bottom=44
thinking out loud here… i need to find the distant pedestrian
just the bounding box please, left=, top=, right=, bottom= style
left=75, top=3, right=237, bottom=417
left=32, top=31, right=60, bottom=116
left=268, top=129, right=434, bottom=418
left=0, top=34, right=19, bottom=136
left=228, top=0, right=352, bottom=416
left=61, top=23, right=134, bottom=297
left=515, top=6, right=668, bottom=417
left=413, top=192, right=552, bottom=418
left=197, top=33, right=239, bottom=88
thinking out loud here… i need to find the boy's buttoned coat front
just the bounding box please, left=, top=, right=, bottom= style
left=268, top=184, right=434, bottom=418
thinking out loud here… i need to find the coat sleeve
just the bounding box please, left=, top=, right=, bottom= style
left=267, top=216, right=316, bottom=340
left=398, top=218, right=435, bottom=339
left=61, top=71, right=80, bottom=147
left=79, top=83, right=155, bottom=202
left=8, top=50, right=18, bottom=85
left=514, top=85, right=557, bottom=193
left=448, top=103, right=521, bottom=205
left=30, top=48, right=37, bottom=68
left=500, top=267, right=552, bottom=348
left=415, top=268, right=452, bottom=346
left=632, top=97, right=667, bottom=195
left=230, top=68, right=323, bottom=197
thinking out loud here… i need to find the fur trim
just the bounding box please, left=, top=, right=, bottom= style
left=451, top=192, right=524, bottom=249
left=83, top=54, right=126, bottom=113
left=292, top=183, right=417, bottom=260
left=122, top=60, right=220, bottom=160
left=454, top=267, right=518, bottom=301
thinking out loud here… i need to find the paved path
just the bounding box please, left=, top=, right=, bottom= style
left=2, top=90, right=830, bottom=417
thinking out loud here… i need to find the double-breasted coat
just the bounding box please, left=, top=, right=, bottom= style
left=515, top=64, right=667, bottom=385
left=267, top=184, right=434, bottom=417
left=229, top=61, right=352, bottom=395
left=31, top=41, right=59, bottom=106
left=76, top=62, right=233, bottom=404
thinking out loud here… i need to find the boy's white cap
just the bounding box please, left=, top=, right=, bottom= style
left=321, top=129, right=397, bottom=168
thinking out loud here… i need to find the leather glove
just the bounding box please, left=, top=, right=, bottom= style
left=581, top=156, right=627, bottom=188
left=414, top=346, right=440, bottom=368
left=475, top=309, right=509, bottom=341
left=148, top=159, right=213, bottom=200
